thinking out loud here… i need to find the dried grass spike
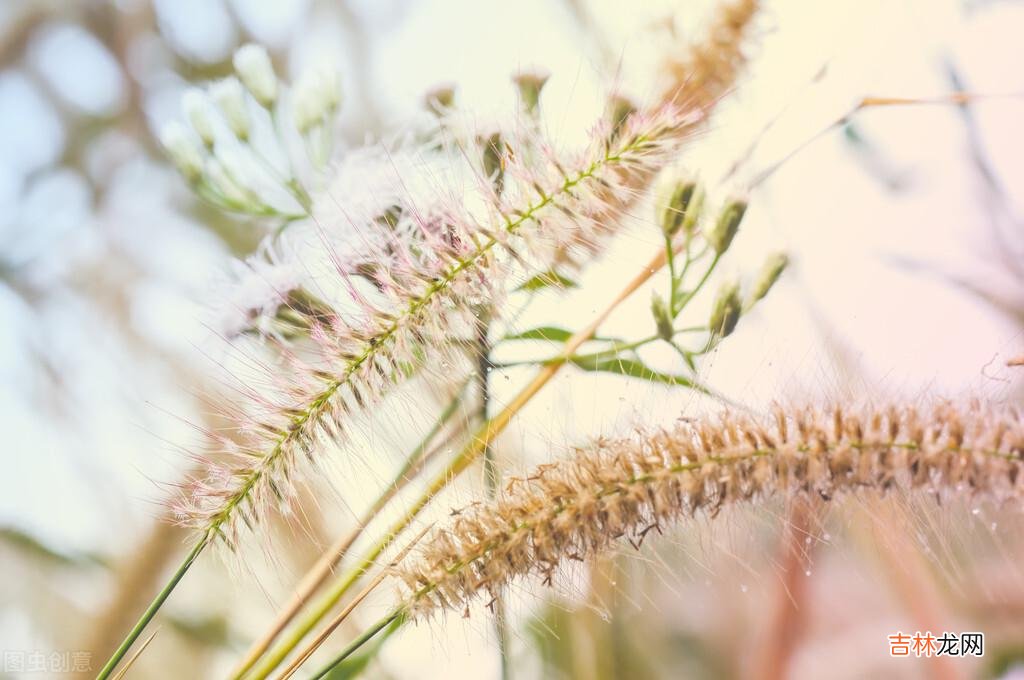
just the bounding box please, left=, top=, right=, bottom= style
left=397, top=402, right=1024, bottom=619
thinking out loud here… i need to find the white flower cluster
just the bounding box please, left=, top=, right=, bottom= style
left=158, top=43, right=341, bottom=218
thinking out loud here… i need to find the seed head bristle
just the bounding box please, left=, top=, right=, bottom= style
left=664, top=0, right=760, bottom=111
left=176, top=102, right=708, bottom=547
left=175, top=0, right=764, bottom=549
left=397, top=402, right=1024, bottom=619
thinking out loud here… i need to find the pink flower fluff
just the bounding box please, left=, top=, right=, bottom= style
left=177, top=100, right=709, bottom=548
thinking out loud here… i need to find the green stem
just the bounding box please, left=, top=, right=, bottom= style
left=308, top=610, right=405, bottom=680
left=494, top=326, right=706, bottom=370
left=674, top=253, right=721, bottom=316
left=476, top=313, right=511, bottom=680
left=247, top=506, right=425, bottom=678
left=664, top=233, right=678, bottom=313
left=95, top=531, right=211, bottom=680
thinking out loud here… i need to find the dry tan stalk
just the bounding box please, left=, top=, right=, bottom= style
left=228, top=388, right=464, bottom=678
left=750, top=500, right=815, bottom=680
left=109, top=630, right=158, bottom=680
left=276, top=525, right=432, bottom=680
left=858, top=501, right=964, bottom=680
left=397, top=402, right=1024, bottom=619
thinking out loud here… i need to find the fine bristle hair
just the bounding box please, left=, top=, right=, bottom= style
left=175, top=104, right=706, bottom=548
left=172, top=0, right=763, bottom=551
left=396, top=402, right=1024, bottom=619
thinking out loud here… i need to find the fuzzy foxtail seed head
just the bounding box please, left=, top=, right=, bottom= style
left=176, top=99, right=707, bottom=548
left=397, top=402, right=1024, bottom=620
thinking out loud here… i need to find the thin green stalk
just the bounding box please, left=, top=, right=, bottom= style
left=307, top=610, right=406, bottom=680
left=674, top=253, right=720, bottom=316
left=494, top=326, right=707, bottom=370
left=476, top=312, right=511, bottom=680
left=95, top=531, right=211, bottom=680
left=664, top=233, right=679, bottom=313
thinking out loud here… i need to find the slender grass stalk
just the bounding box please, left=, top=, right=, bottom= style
left=307, top=611, right=405, bottom=680
left=230, top=382, right=468, bottom=678
left=751, top=501, right=814, bottom=680
left=277, top=525, right=432, bottom=680
left=84, top=505, right=187, bottom=668
left=475, top=311, right=512, bottom=680
left=746, top=91, right=993, bottom=190
left=109, top=630, right=159, bottom=680
left=245, top=246, right=674, bottom=679
left=95, top=532, right=210, bottom=680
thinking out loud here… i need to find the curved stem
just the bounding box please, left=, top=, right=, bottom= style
left=307, top=611, right=405, bottom=680
left=95, top=531, right=211, bottom=680
left=674, top=253, right=720, bottom=316
left=277, top=526, right=431, bottom=680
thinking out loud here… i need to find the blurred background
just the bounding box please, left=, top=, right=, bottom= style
left=2, top=0, right=1024, bottom=678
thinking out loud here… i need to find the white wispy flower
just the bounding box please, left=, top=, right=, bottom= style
left=182, top=88, right=216, bottom=148
left=205, top=157, right=254, bottom=207
left=292, top=62, right=341, bottom=133
left=233, top=43, right=278, bottom=107
left=159, top=121, right=203, bottom=181
left=210, top=77, right=250, bottom=140
left=220, top=254, right=303, bottom=337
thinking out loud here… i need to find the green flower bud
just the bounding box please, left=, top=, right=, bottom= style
left=206, top=158, right=252, bottom=206
left=708, top=280, right=742, bottom=337
left=607, top=94, right=637, bottom=140
left=657, top=177, right=703, bottom=237
left=705, top=198, right=747, bottom=255
left=512, top=69, right=549, bottom=114
left=651, top=292, right=674, bottom=341
left=423, top=84, right=456, bottom=117
left=749, top=252, right=789, bottom=304
left=482, top=132, right=504, bottom=195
